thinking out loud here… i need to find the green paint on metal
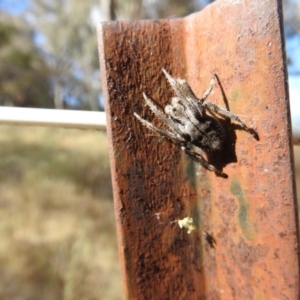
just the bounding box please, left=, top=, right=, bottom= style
left=230, top=178, right=253, bottom=240
left=231, top=88, right=240, bottom=102
left=184, top=155, right=197, bottom=190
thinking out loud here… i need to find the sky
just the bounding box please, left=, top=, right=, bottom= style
left=0, top=0, right=29, bottom=15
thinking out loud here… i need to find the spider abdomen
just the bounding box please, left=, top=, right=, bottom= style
left=192, top=116, right=225, bottom=152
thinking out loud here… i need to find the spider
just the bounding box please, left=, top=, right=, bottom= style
left=134, top=68, right=258, bottom=178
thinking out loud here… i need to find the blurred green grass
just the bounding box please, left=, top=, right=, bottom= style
left=0, top=125, right=122, bottom=300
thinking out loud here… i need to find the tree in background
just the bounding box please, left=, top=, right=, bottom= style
left=114, top=0, right=206, bottom=19
left=0, top=12, right=54, bottom=108
left=27, top=0, right=102, bottom=110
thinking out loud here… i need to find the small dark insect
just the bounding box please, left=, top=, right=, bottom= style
left=204, top=231, right=217, bottom=249
left=134, top=68, right=258, bottom=177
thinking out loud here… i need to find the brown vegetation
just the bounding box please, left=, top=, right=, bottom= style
left=0, top=125, right=121, bottom=300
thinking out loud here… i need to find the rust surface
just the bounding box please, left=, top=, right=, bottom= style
left=98, top=0, right=300, bottom=299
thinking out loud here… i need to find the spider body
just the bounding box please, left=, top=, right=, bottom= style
left=179, top=115, right=225, bottom=152
left=134, top=68, right=258, bottom=178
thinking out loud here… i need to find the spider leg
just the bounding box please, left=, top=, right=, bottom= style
left=176, top=79, right=204, bottom=117
left=162, top=68, right=204, bottom=118
left=162, top=68, right=188, bottom=104
left=204, top=102, right=259, bottom=140
left=141, top=92, right=170, bottom=125
left=141, top=92, right=189, bottom=137
left=179, top=74, right=216, bottom=104
left=200, top=75, right=216, bottom=102
left=134, top=113, right=185, bottom=144
left=182, top=146, right=227, bottom=178
left=176, top=76, right=216, bottom=132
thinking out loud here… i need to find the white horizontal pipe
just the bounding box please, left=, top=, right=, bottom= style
left=0, top=107, right=300, bottom=145
left=0, top=107, right=106, bottom=130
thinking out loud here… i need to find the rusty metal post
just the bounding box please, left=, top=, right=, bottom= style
left=98, top=0, right=300, bottom=299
